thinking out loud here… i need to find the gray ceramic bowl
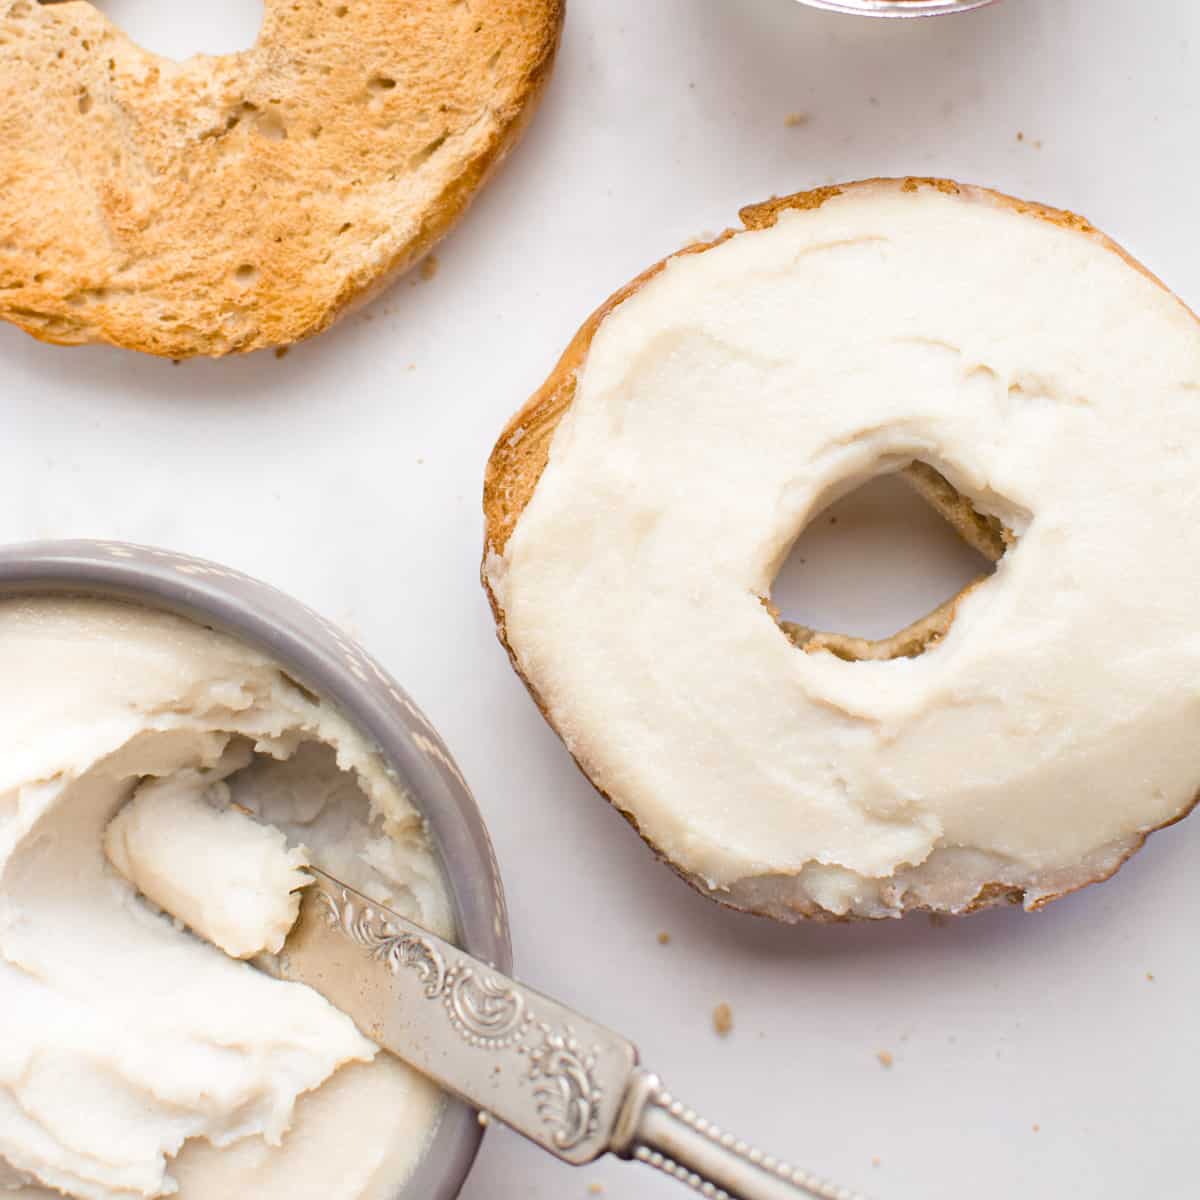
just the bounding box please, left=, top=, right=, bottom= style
left=796, top=0, right=998, bottom=15
left=0, top=539, right=510, bottom=1200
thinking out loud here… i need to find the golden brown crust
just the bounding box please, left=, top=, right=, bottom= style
left=0, top=0, right=563, bottom=357
left=482, top=176, right=1200, bottom=923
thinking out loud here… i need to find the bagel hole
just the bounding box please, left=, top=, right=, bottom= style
left=91, top=0, right=264, bottom=59
left=769, top=465, right=1001, bottom=661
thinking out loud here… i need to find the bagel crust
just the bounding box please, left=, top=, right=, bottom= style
left=0, top=0, right=562, bottom=356
left=483, top=177, right=1200, bottom=923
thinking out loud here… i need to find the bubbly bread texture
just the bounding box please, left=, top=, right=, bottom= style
left=0, top=0, right=561, bottom=356
left=0, top=597, right=452, bottom=1198
left=483, top=178, right=1200, bottom=922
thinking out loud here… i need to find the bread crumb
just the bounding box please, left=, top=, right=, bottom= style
left=588, top=1186, right=605, bottom=1196
left=1146, top=971, right=1155, bottom=982
left=477, top=1111, right=491, bottom=1127
left=876, top=1050, right=894, bottom=1069
left=713, top=1003, right=733, bottom=1036
left=1016, top=131, right=1024, bottom=142
left=1032, top=1124, right=1040, bottom=1133
left=1034, top=139, right=1043, bottom=150
left=657, top=931, right=671, bottom=945
left=419, top=254, right=439, bottom=282
left=784, top=112, right=810, bottom=128
left=274, top=346, right=289, bottom=360
left=871, top=1157, right=881, bottom=1168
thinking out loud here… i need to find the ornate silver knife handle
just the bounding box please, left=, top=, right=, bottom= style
left=268, top=869, right=867, bottom=1200
left=612, top=1071, right=863, bottom=1200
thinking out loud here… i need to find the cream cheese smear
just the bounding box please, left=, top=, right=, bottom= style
left=490, top=182, right=1200, bottom=918
left=0, top=597, right=452, bottom=1199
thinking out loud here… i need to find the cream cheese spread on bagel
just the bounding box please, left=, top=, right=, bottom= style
left=0, top=597, right=451, bottom=1198
left=484, top=179, right=1200, bottom=921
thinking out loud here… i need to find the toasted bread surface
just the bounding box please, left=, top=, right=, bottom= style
left=0, top=0, right=562, bottom=356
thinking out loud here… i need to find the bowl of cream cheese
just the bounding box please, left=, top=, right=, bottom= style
left=0, top=539, right=509, bottom=1200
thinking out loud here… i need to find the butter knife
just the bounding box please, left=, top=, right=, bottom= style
left=261, top=867, right=865, bottom=1200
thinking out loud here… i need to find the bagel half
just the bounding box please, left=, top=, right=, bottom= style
left=483, top=177, right=1200, bottom=922
left=0, top=0, right=562, bottom=356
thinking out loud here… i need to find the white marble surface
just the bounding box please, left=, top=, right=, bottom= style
left=2, top=1, right=1198, bottom=1197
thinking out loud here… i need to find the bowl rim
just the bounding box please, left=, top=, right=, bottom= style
left=794, top=0, right=999, bottom=16
left=0, top=538, right=511, bottom=1200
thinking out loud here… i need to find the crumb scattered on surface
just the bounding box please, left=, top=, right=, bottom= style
left=420, top=254, right=439, bottom=282
left=588, top=1186, right=605, bottom=1196
left=274, top=346, right=289, bottom=359
left=784, top=112, right=810, bottom=128
left=713, top=1003, right=733, bottom=1037
left=871, top=1157, right=881, bottom=1168
left=876, top=1050, right=894, bottom=1069
left=868, top=96, right=879, bottom=107
left=1032, top=1124, right=1040, bottom=1133
left=1146, top=972, right=1155, bottom=982
left=1017, top=131, right=1024, bottom=142
left=477, top=1111, right=491, bottom=1127
left=657, top=931, right=671, bottom=945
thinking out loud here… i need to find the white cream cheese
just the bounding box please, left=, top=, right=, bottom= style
left=490, top=183, right=1200, bottom=917
left=104, top=765, right=312, bottom=959
left=0, top=597, right=452, bottom=1198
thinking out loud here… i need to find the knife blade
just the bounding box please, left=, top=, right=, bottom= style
left=259, top=867, right=866, bottom=1200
